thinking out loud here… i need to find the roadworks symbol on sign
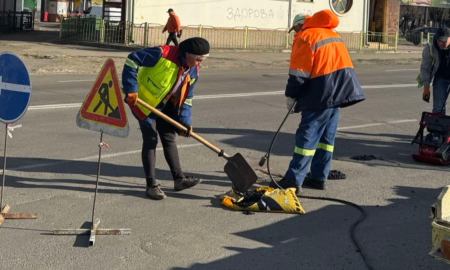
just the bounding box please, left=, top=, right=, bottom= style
left=76, top=59, right=129, bottom=138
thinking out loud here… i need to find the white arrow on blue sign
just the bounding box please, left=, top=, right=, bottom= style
left=0, top=52, right=32, bottom=124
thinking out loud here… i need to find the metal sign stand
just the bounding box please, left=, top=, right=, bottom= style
left=0, top=124, right=38, bottom=227
left=53, top=132, right=130, bottom=246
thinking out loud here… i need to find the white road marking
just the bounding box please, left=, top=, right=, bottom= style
left=262, top=73, right=286, bottom=76
left=388, top=119, right=417, bottom=124
left=58, top=79, right=122, bottom=83
left=337, top=123, right=384, bottom=131
left=385, top=69, right=419, bottom=72
left=337, top=119, right=417, bottom=131
left=194, top=91, right=284, bottom=100
left=361, top=84, right=417, bottom=89
left=28, top=103, right=82, bottom=110
left=27, top=83, right=420, bottom=111
left=10, top=143, right=203, bottom=171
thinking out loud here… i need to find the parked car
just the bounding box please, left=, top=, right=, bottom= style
left=406, top=27, right=438, bottom=45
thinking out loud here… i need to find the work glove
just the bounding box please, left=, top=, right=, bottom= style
left=423, top=87, right=430, bottom=103
left=179, top=124, right=192, bottom=138
left=286, top=97, right=296, bottom=112
left=126, top=93, right=138, bottom=107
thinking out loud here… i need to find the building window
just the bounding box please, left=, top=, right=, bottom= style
left=330, top=0, right=352, bottom=15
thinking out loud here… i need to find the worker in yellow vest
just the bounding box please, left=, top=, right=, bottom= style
left=122, top=38, right=210, bottom=200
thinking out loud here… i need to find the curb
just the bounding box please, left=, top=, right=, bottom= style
left=58, top=39, right=423, bottom=55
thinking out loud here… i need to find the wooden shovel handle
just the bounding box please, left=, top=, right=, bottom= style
left=136, top=98, right=223, bottom=155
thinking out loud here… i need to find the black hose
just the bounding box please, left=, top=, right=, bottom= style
left=262, top=101, right=375, bottom=270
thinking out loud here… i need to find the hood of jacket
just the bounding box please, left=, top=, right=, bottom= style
left=302, top=10, right=338, bottom=30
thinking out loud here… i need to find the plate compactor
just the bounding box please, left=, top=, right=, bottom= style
left=412, top=87, right=450, bottom=165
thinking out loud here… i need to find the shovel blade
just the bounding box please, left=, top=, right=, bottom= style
left=224, top=153, right=258, bottom=193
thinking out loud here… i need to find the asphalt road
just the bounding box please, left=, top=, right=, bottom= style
left=0, top=62, right=448, bottom=270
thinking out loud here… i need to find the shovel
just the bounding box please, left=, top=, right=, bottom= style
left=136, top=98, right=258, bottom=193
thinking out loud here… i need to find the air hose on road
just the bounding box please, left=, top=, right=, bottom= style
left=259, top=101, right=375, bottom=270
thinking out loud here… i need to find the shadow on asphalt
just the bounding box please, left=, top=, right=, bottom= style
left=0, top=125, right=449, bottom=198
left=0, top=29, right=61, bottom=43
left=0, top=155, right=232, bottom=200
left=73, top=221, right=92, bottom=248
left=193, top=127, right=450, bottom=173
left=172, top=186, right=446, bottom=270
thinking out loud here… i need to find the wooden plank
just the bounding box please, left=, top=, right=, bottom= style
left=0, top=205, right=11, bottom=227
left=1, top=205, right=11, bottom=214
left=92, top=218, right=100, bottom=230
left=53, top=229, right=90, bottom=235
left=89, top=230, right=96, bottom=246
left=53, top=228, right=131, bottom=236
left=89, top=219, right=101, bottom=246
left=3, top=213, right=38, bottom=219
left=96, top=229, right=131, bottom=235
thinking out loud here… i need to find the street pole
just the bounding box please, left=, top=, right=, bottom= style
left=91, top=131, right=103, bottom=227
left=288, top=0, right=292, bottom=29
left=13, top=0, right=17, bottom=30
left=424, top=7, right=429, bottom=27
left=0, top=125, right=8, bottom=211
left=2, top=0, right=6, bottom=28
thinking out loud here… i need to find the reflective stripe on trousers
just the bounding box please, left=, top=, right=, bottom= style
left=284, top=108, right=339, bottom=184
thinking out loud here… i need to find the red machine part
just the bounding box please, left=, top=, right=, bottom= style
left=419, top=146, right=437, bottom=157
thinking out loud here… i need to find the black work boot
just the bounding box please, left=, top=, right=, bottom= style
left=174, top=176, right=202, bottom=191
left=146, top=184, right=167, bottom=200
left=303, top=176, right=327, bottom=190
left=269, top=178, right=303, bottom=195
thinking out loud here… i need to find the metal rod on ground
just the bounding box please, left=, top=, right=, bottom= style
left=1, top=124, right=8, bottom=210
left=91, top=131, right=103, bottom=227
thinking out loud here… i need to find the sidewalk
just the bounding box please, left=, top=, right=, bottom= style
left=0, top=25, right=423, bottom=75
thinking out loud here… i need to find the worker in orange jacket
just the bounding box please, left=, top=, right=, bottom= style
left=288, top=13, right=310, bottom=34
left=163, top=8, right=181, bottom=46
left=270, top=10, right=365, bottom=195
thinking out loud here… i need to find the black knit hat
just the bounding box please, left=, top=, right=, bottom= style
left=437, top=27, right=450, bottom=41
left=179, top=37, right=210, bottom=56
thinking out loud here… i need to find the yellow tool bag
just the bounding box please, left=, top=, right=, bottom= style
left=221, top=187, right=305, bottom=214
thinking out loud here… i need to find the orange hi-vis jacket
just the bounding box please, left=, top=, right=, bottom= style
left=286, top=10, right=365, bottom=112
left=163, top=12, right=181, bottom=33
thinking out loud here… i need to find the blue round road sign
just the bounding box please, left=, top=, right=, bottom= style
left=0, top=52, right=32, bottom=124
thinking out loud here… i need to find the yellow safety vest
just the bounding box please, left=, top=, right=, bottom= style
left=136, top=57, right=179, bottom=116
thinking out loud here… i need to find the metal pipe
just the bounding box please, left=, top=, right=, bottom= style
left=2, top=0, right=6, bottom=27
left=287, top=0, right=292, bottom=29
left=13, top=0, right=17, bottom=30
left=91, top=131, right=103, bottom=227
left=1, top=124, right=8, bottom=210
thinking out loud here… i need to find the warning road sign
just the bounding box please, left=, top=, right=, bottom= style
left=76, top=59, right=129, bottom=138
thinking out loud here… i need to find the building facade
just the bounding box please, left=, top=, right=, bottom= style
left=130, top=0, right=371, bottom=32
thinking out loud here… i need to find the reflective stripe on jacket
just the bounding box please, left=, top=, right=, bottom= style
left=122, top=45, right=198, bottom=127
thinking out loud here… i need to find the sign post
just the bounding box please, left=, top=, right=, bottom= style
left=0, top=52, right=37, bottom=227
left=53, top=59, right=130, bottom=246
